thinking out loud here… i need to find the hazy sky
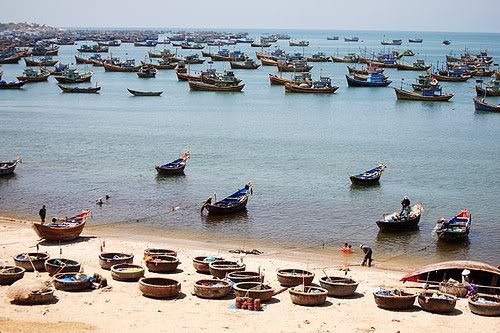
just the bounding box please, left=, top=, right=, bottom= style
left=2, top=0, right=500, bottom=33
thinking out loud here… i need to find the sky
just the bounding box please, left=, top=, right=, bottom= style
left=2, top=0, right=500, bottom=33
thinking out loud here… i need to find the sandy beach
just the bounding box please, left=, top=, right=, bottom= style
left=0, top=217, right=496, bottom=333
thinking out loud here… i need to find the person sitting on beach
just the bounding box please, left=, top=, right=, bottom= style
left=360, top=244, right=373, bottom=267
left=400, top=196, right=411, bottom=216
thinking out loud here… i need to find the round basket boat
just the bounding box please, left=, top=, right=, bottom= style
left=233, top=282, right=275, bottom=302
left=277, top=269, right=314, bottom=287
left=319, top=276, right=359, bottom=297
left=13, top=252, right=50, bottom=272
left=227, top=271, right=263, bottom=284
left=373, top=290, right=416, bottom=310
left=289, top=286, right=328, bottom=306
left=417, top=292, right=457, bottom=313
left=98, top=252, right=134, bottom=270
left=44, top=258, right=81, bottom=276
left=11, top=289, right=56, bottom=305
left=468, top=295, right=500, bottom=316
left=439, top=282, right=468, bottom=298
left=111, top=264, right=145, bottom=282
left=145, top=255, right=179, bottom=273
left=0, top=266, right=25, bottom=285
left=194, top=279, right=231, bottom=299
left=192, top=256, right=224, bottom=273
left=53, top=273, right=93, bottom=292
left=209, top=261, right=246, bottom=279
left=144, top=248, right=177, bottom=257
left=139, top=278, right=181, bottom=299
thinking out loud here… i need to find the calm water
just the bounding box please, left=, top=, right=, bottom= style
left=1, top=29, right=500, bottom=265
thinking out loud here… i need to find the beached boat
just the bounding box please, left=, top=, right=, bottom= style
left=373, top=289, right=416, bottom=310
left=0, top=266, right=25, bottom=285
left=145, top=255, right=179, bottom=273
left=476, top=80, right=500, bottom=97
left=24, top=57, right=58, bottom=67
left=99, top=252, right=133, bottom=270
left=54, top=69, right=92, bottom=83
left=473, top=98, right=500, bottom=112
left=376, top=203, right=424, bottom=232
left=77, top=44, right=109, bottom=53
left=284, top=76, right=339, bottom=93
left=435, top=209, right=472, bottom=241
left=397, top=60, right=431, bottom=71
left=418, top=292, right=457, bottom=313
left=319, top=276, right=359, bottom=297
left=127, top=88, right=162, bottom=96
left=139, top=278, right=180, bottom=299
left=137, top=65, right=158, bottom=78
left=277, top=269, right=314, bottom=287
left=192, top=256, right=224, bottom=273
left=0, top=80, right=26, bottom=89
left=289, top=286, right=328, bottom=306
left=230, top=59, right=260, bottom=69
left=155, top=151, right=190, bottom=174
left=346, top=73, right=391, bottom=87
left=32, top=209, right=91, bottom=241
left=401, top=260, right=500, bottom=294
left=468, top=295, right=500, bottom=316
left=201, top=183, right=252, bottom=215
left=188, top=80, right=244, bottom=92
left=103, top=61, right=141, bottom=72
left=58, top=84, right=101, bottom=94
left=17, top=68, right=50, bottom=82
left=208, top=260, right=246, bottom=278
left=110, top=264, right=144, bottom=282
left=394, top=84, right=454, bottom=101
left=233, top=282, right=274, bottom=302
left=194, top=280, right=231, bottom=299
left=0, top=159, right=19, bottom=175
left=350, top=165, right=386, bottom=185
left=13, top=252, right=50, bottom=272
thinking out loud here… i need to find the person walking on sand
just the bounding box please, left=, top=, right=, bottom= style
left=39, top=205, right=46, bottom=224
left=360, top=244, right=373, bottom=267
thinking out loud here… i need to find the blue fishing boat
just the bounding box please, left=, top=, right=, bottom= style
left=345, top=72, right=391, bottom=87
left=155, top=151, right=190, bottom=175
left=350, top=165, right=386, bottom=185
left=473, top=98, right=500, bottom=112
left=201, top=183, right=252, bottom=215
left=435, top=209, right=471, bottom=242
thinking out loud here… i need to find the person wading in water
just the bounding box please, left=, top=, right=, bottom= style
left=39, top=205, right=46, bottom=224
left=360, top=244, right=373, bottom=267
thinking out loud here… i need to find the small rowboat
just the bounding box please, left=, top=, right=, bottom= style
left=139, top=278, right=181, bottom=298
left=233, top=282, right=275, bottom=302
left=373, top=289, right=416, bottom=310
left=201, top=183, right=252, bottom=215
left=319, top=276, right=359, bottom=297
left=350, top=165, right=386, bottom=185
left=193, top=279, right=231, bottom=299
left=0, top=160, right=19, bottom=175
left=58, top=84, right=101, bottom=94
left=468, top=295, right=500, bottom=316
left=277, top=269, right=314, bottom=287
left=208, top=260, right=246, bottom=278
left=473, top=98, right=500, bottom=112
left=289, top=286, right=328, bottom=306
left=435, top=208, right=471, bottom=242
left=127, top=88, right=162, bottom=96
left=53, top=273, right=93, bottom=291
left=33, top=209, right=91, bottom=241
left=418, top=292, right=457, bottom=313
left=155, top=151, right=190, bottom=175
left=376, top=203, right=424, bottom=232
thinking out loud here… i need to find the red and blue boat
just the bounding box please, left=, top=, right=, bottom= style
left=435, top=209, right=472, bottom=242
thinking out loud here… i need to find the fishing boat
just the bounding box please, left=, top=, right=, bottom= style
left=289, top=40, right=309, bottom=47
left=75, top=54, right=94, bottom=64
left=269, top=72, right=311, bottom=85
left=0, top=159, right=19, bottom=176
left=0, top=54, right=21, bottom=64
left=443, top=40, right=451, bottom=45
left=260, top=57, right=278, bottom=66
left=255, top=48, right=286, bottom=60
left=350, top=165, right=386, bottom=185
left=24, top=57, right=58, bottom=67
left=210, top=50, right=247, bottom=62
left=237, top=37, right=255, bottom=44
left=180, top=42, right=205, bottom=50
left=327, top=36, right=339, bottom=41
left=476, top=80, right=500, bottom=97
left=394, top=80, right=453, bottom=101
left=434, top=69, right=470, bottom=82
left=376, top=203, right=424, bottom=232
left=381, top=39, right=402, bottom=45
left=188, top=80, right=244, bottom=92
left=409, top=38, right=423, bottom=43
left=277, top=60, right=313, bottom=72
left=284, top=76, right=339, bottom=94
left=17, top=68, right=50, bottom=82
left=344, top=37, right=359, bottom=42
left=134, top=40, right=158, bottom=47
left=58, top=84, right=101, bottom=93
left=31, top=46, right=59, bottom=56
left=155, top=151, right=190, bottom=175
left=251, top=40, right=271, bottom=48
left=435, top=209, right=471, bottom=242
left=54, top=69, right=92, bottom=83
left=0, top=80, right=26, bottom=89
left=230, top=59, right=260, bottom=69
left=347, top=65, right=384, bottom=75
left=127, top=88, right=162, bottom=96
left=401, top=260, right=500, bottom=294
left=177, top=71, right=202, bottom=81
left=142, top=59, right=178, bottom=70
left=346, top=73, right=391, bottom=87
left=306, top=52, right=330, bottom=62
left=103, top=61, right=141, bottom=72
left=50, top=63, right=69, bottom=76
left=32, top=209, right=91, bottom=241
left=148, top=49, right=176, bottom=58
left=97, top=40, right=121, bottom=47
left=137, top=65, right=158, bottom=78
left=77, top=44, right=109, bottom=53
left=473, top=98, right=500, bottom=112
left=396, top=60, right=431, bottom=71
left=331, top=53, right=358, bottom=63
left=201, top=183, right=252, bottom=215
left=201, top=69, right=242, bottom=85
left=183, top=54, right=205, bottom=64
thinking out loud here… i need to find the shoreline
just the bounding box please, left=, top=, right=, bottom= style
left=0, top=218, right=497, bottom=333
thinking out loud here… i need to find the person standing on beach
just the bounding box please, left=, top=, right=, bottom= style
left=39, top=205, right=46, bottom=224
left=360, top=244, right=373, bottom=267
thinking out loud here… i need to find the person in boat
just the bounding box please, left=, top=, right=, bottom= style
left=96, top=198, right=103, bottom=206
left=105, top=195, right=110, bottom=200
left=39, top=205, right=46, bottom=224
left=360, top=244, right=373, bottom=267
left=400, top=196, right=411, bottom=216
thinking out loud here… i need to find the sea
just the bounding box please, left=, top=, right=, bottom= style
left=1, top=29, right=500, bottom=268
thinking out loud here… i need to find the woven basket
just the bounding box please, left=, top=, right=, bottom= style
left=13, top=252, right=50, bottom=272
left=53, top=273, right=93, bottom=292
left=192, top=256, right=224, bottom=273
left=319, top=276, right=358, bottom=297
left=144, top=248, right=177, bottom=257
left=111, top=264, right=145, bottom=282
left=209, top=261, right=246, bottom=279
left=373, top=290, right=416, bottom=310
left=98, top=252, right=133, bottom=270
left=289, top=286, right=328, bottom=306
left=44, top=258, right=81, bottom=276
left=277, top=269, right=314, bottom=287
left=139, top=278, right=181, bottom=298
left=145, top=255, right=179, bottom=273
left=0, top=266, right=25, bottom=285
left=227, top=271, right=263, bottom=284
left=233, top=282, right=275, bottom=302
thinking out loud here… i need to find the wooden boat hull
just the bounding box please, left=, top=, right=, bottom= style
left=103, top=63, right=140, bottom=72
left=128, top=88, right=162, bottom=96
left=346, top=75, right=391, bottom=87
left=331, top=56, right=357, bottom=63
left=306, top=57, right=330, bottom=62
left=210, top=54, right=246, bottom=62
left=0, top=161, right=17, bottom=175
left=376, top=214, right=421, bottom=232
left=229, top=62, right=260, bottom=69
left=278, top=64, right=313, bottom=72
left=176, top=72, right=202, bottom=81
left=476, top=85, right=500, bottom=97
left=474, top=98, right=500, bottom=112
left=260, top=57, right=278, bottom=66
left=468, top=296, right=500, bottom=316
left=284, top=83, right=338, bottom=94
left=0, top=55, right=21, bottom=64
left=434, top=74, right=469, bottom=82
left=396, top=63, right=431, bottom=71
left=0, top=81, right=26, bottom=89
left=58, top=84, right=100, bottom=93
left=350, top=174, right=381, bottom=185
left=155, top=164, right=185, bottom=174
left=32, top=221, right=86, bottom=241
left=437, top=229, right=469, bottom=241
left=17, top=73, right=50, bottom=82
left=269, top=74, right=290, bottom=85
left=137, top=72, right=156, bottom=78
left=373, top=292, right=416, bottom=310
left=205, top=196, right=248, bottom=215
left=142, top=61, right=177, bottom=70
left=394, top=88, right=453, bottom=101
left=54, top=75, right=92, bottom=84
left=418, top=292, right=457, bottom=313
left=188, top=81, right=244, bottom=92
left=24, top=59, right=58, bottom=67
